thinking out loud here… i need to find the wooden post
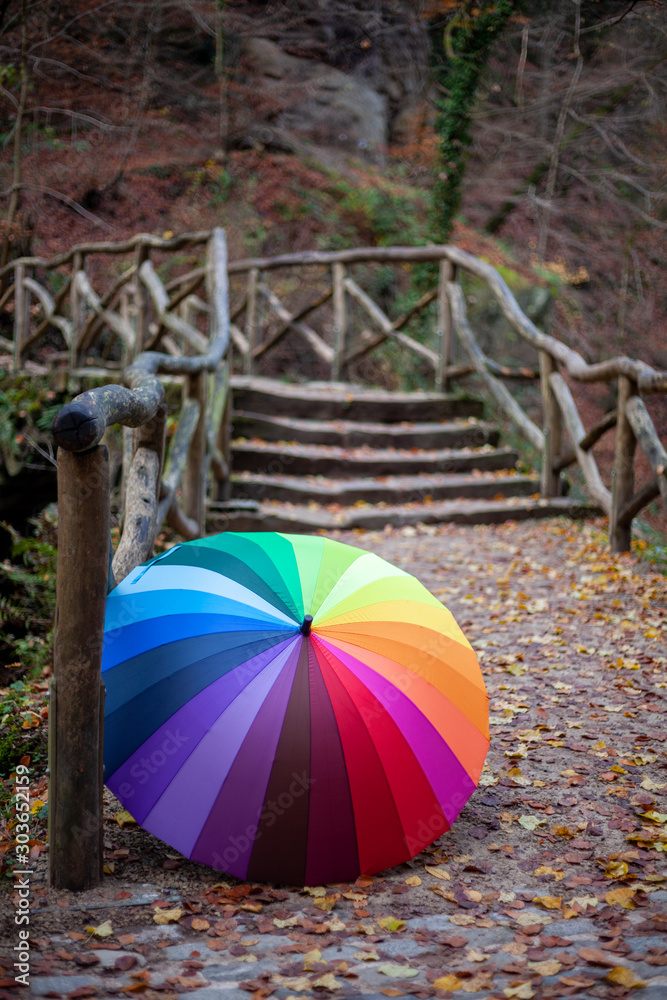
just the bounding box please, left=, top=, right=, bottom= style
left=331, top=263, right=347, bottom=381
left=182, top=371, right=207, bottom=535
left=134, top=243, right=151, bottom=356
left=611, top=374, right=637, bottom=553
left=437, top=259, right=456, bottom=391
left=13, top=262, right=27, bottom=371
left=70, top=252, right=86, bottom=368
left=244, top=267, right=259, bottom=375
left=50, top=446, right=110, bottom=890
left=539, top=350, right=562, bottom=497
left=216, top=372, right=232, bottom=502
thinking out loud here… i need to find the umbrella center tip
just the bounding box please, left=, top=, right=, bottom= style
left=299, top=614, right=313, bottom=636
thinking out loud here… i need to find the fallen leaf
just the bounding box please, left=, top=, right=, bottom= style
left=424, top=864, right=452, bottom=880
left=313, top=895, right=338, bottom=912
left=606, top=967, right=646, bottom=988
left=153, top=908, right=184, bottom=925
left=604, top=886, right=637, bottom=908
left=433, top=974, right=463, bottom=991
left=404, top=876, right=421, bottom=887
left=532, top=895, right=562, bottom=910
left=376, top=917, right=406, bottom=932
left=312, top=973, right=342, bottom=990
left=605, top=861, right=629, bottom=879
left=465, top=949, right=487, bottom=963
left=86, top=920, right=113, bottom=938
left=527, top=959, right=561, bottom=975
left=378, top=963, right=419, bottom=978
left=519, top=815, right=545, bottom=831
left=503, top=985, right=534, bottom=999
left=279, top=976, right=313, bottom=991
left=114, top=811, right=137, bottom=828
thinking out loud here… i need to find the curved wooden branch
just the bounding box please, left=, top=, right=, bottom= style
left=548, top=372, right=612, bottom=514
left=258, top=282, right=334, bottom=365
left=51, top=229, right=230, bottom=454
left=0, top=229, right=212, bottom=278
left=75, top=270, right=136, bottom=351
left=625, top=395, right=667, bottom=507
left=112, top=446, right=159, bottom=585
left=140, top=260, right=208, bottom=353
left=449, top=282, right=544, bottom=451
left=618, top=479, right=661, bottom=528
left=22, top=276, right=73, bottom=342
left=52, top=375, right=165, bottom=452
left=344, top=277, right=438, bottom=369
left=445, top=247, right=665, bottom=392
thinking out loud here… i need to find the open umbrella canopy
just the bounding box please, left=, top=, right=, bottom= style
left=102, top=532, right=489, bottom=885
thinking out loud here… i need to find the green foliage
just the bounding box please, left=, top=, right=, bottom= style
left=431, top=0, right=515, bottom=241
left=333, top=181, right=426, bottom=248
left=0, top=681, right=47, bottom=778
left=0, top=376, right=62, bottom=476
left=0, top=507, right=57, bottom=679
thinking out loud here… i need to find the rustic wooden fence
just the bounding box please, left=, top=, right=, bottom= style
left=1, top=228, right=666, bottom=888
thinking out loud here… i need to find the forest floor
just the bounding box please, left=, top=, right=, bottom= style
left=2, top=517, right=666, bottom=1000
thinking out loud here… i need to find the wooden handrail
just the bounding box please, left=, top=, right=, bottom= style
left=48, top=228, right=230, bottom=892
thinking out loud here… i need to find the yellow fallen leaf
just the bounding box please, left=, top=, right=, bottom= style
left=274, top=916, right=300, bottom=928
left=641, top=777, right=667, bottom=791
left=115, top=810, right=137, bottom=827
left=376, top=916, right=406, bottom=932
left=532, top=895, right=562, bottom=910
left=605, top=861, right=629, bottom=879
left=313, top=895, right=338, bottom=911
left=534, top=866, right=565, bottom=881
left=404, top=875, right=421, bottom=887
left=279, top=976, right=313, bottom=991
left=465, top=949, right=487, bottom=962
left=326, top=916, right=346, bottom=932
left=86, top=920, right=113, bottom=938
left=153, top=907, right=184, bottom=924
left=303, top=950, right=322, bottom=964
left=503, top=985, right=534, bottom=999
left=353, top=950, right=379, bottom=961
left=605, top=967, right=646, bottom=988
left=605, top=887, right=637, bottom=909
left=424, top=864, right=452, bottom=880
left=641, top=811, right=667, bottom=824
left=433, top=974, right=462, bottom=991
left=303, top=886, right=327, bottom=897
left=527, top=959, right=561, bottom=975
left=519, top=815, right=545, bottom=831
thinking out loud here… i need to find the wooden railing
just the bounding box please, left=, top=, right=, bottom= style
left=42, top=228, right=230, bottom=889
left=3, top=232, right=665, bottom=552
left=2, top=229, right=666, bottom=888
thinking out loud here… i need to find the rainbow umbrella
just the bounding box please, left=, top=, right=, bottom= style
left=102, top=532, right=489, bottom=885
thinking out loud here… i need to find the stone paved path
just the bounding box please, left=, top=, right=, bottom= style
left=4, top=518, right=666, bottom=1000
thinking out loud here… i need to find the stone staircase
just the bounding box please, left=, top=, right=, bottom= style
left=206, top=377, right=594, bottom=532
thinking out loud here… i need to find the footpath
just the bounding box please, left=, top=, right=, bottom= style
left=3, top=518, right=666, bottom=1000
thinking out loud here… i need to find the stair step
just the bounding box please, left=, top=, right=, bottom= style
left=231, top=471, right=538, bottom=506
left=232, top=412, right=500, bottom=449
left=231, top=376, right=484, bottom=422
left=231, top=441, right=518, bottom=477
left=207, top=496, right=602, bottom=533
